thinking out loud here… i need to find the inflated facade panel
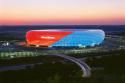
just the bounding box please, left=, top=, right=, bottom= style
left=26, top=29, right=105, bottom=47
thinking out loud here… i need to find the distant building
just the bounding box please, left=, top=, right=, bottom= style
left=26, top=29, right=105, bottom=48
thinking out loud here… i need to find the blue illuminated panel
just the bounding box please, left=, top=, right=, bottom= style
left=51, top=30, right=105, bottom=47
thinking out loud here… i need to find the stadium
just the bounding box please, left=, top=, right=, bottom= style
left=26, top=29, right=105, bottom=48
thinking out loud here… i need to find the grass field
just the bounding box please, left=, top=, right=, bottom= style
left=0, top=49, right=125, bottom=83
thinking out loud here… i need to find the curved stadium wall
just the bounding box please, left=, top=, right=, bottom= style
left=26, top=29, right=105, bottom=48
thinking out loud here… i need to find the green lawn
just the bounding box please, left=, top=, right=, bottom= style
left=0, top=49, right=125, bottom=83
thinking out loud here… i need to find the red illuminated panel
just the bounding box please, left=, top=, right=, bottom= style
left=26, top=31, right=72, bottom=46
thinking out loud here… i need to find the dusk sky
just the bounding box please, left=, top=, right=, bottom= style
left=0, top=0, right=125, bottom=25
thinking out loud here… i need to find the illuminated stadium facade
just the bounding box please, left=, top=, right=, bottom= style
left=26, top=29, right=105, bottom=48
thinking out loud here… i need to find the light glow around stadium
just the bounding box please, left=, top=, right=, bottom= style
left=26, top=29, right=105, bottom=48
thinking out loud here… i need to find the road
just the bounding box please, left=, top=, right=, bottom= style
left=0, top=64, right=35, bottom=71
left=0, top=54, right=91, bottom=78
left=49, top=54, right=91, bottom=78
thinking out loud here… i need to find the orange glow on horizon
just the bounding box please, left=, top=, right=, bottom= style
left=1, top=17, right=125, bottom=25
left=0, top=0, right=125, bottom=25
